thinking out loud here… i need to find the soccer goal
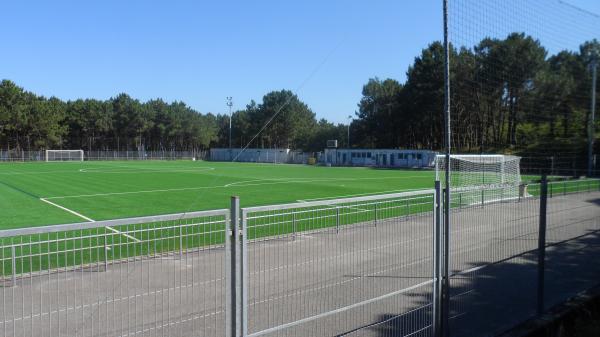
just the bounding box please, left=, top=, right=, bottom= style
left=46, top=150, right=84, bottom=162
left=435, top=154, right=523, bottom=205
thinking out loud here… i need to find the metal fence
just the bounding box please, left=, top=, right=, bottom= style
left=0, top=209, right=230, bottom=337
left=446, top=179, right=600, bottom=337
left=240, top=190, right=437, bottom=337
left=1, top=179, right=600, bottom=336
left=0, top=150, right=208, bottom=162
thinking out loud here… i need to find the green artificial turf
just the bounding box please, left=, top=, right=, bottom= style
left=0, top=160, right=597, bottom=277
left=0, top=160, right=436, bottom=229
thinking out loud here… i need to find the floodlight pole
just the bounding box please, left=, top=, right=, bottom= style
left=227, top=97, right=233, bottom=161
left=347, top=115, right=352, bottom=148
left=588, top=59, right=597, bottom=177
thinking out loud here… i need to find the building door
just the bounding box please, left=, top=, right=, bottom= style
left=390, top=154, right=395, bottom=166
left=343, top=153, right=347, bottom=164
left=382, top=154, right=387, bottom=166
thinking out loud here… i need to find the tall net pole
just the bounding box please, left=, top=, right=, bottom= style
left=589, top=59, right=597, bottom=176
left=442, top=0, right=451, bottom=335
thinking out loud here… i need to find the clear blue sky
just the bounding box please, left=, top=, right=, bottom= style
left=2, top=1, right=599, bottom=124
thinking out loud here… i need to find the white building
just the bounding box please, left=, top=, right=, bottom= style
left=210, top=148, right=309, bottom=164
left=323, top=148, right=437, bottom=168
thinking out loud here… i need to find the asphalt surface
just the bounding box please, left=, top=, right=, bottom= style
left=1, top=191, right=600, bottom=337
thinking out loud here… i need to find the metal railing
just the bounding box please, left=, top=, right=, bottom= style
left=240, top=190, right=438, bottom=337
left=0, top=150, right=208, bottom=162
left=0, top=209, right=230, bottom=337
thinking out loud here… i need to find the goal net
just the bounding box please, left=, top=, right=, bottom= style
left=46, top=150, right=84, bottom=162
left=435, top=154, right=523, bottom=205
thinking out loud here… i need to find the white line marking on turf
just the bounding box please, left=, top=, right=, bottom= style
left=104, top=226, right=141, bottom=242
left=40, top=198, right=96, bottom=222
left=45, top=176, right=430, bottom=200
left=78, top=166, right=216, bottom=174
left=39, top=197, right=141, bottom=242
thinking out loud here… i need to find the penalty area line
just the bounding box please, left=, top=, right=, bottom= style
left=39, top=198, right=140, bottom=243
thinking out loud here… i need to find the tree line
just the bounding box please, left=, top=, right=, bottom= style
left=352, top=34, right=600, bottom=161
left=0, top=82, right=347, bottom=153
left=0, top=33, right=598, bottom=156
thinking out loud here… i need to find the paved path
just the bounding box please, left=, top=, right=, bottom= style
left=1, top=192, right=599, bottom=337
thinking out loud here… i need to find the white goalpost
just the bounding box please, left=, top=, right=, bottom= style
left=45, top=150, right=84, bottom=162
left=435, top=154, right=523, bottom=205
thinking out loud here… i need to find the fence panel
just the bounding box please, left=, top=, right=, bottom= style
left=0, top=209, right=230, bottom=337
left=242, top=190, right=437, bottom=337
left=445, top=180, right=600, bottom=337
left=447, top=185, right=542, bottom=337
left=542, top=180, right=600, bottom=312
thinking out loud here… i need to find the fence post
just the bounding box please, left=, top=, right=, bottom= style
left=228, top=196, right=240, bottom=337
left=292, top=212, right=296, bottom=240
left=179, top=225, right=183, bottom=259
left=11, top=245, right=16, bottom=286
left=481, top=189, right=484, bottom=207
left=537, top=175, right=548, bottom=315
left=374, top=203, right=378, bottom=227
left=336, top=207, right=340, bottom=233
left=442, top=186, right=451, bottom=337
left=104, top=235, right=108, bottom=271
left=433, top=181, right=443, bottom=337
left=241, top=208, right=248, bottom=337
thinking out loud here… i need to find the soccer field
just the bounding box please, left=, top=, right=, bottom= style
left=0, top=160, right=437, bottom=229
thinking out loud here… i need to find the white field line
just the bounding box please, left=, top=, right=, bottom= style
left=104, top=226, right=141, bottom=243
left=45, top=176, right=430, bottom=200
left=78, top=166, right=216, bottom=174
left=40, top=198, right=95, bottom=222
left=39, top=197, right=140, bottom=243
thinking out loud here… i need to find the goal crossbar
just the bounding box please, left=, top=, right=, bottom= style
left=435, top=154, right=523, bottom=205
left=46, top=150, right=84, bottom=162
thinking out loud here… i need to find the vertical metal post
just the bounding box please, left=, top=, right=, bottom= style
left=292, top=211, right=297, bottom=240
left=226, top=200, right=233, bottom=337
left=179, top=225, right=183, bottom=259
left=336, top=207, right=340, bottom=234
left=442, top=1, right=451, bottom=335
left=588, top=59, right=597, bottom=177
left=433, top=181, right=443, bottom=337
left=537, top=176, right=548, bottom=315
left=241, top=208, right=248, bottom=337
left=374, top=203, right=378, bottom=227
left=227, top=97, right=233, bottom=161
left=104, top=235, right=108, bottom=271
left=228, top=196, right=240, bottom=337
left=11, top=245, right=16, bottom=286
left=481, top=189, right=484, bottom=207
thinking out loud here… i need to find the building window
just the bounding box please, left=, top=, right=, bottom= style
left=367, top=153, right=372, bottom=158
left=417, top=153, right=422, bottom=160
